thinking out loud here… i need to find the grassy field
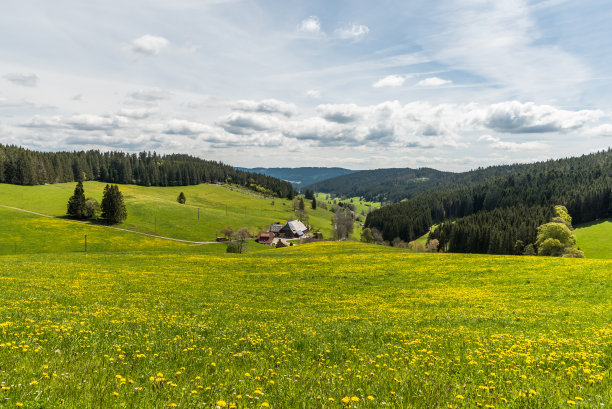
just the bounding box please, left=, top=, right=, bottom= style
left=0, top=206, right=238, bottom=255
left=314, top=193, right=380, bottom=217
left=0, top=242, right=610, bottom=408
left=0, top=182, right=346, bottom=242
left=575, top=218, right=612, bottom=259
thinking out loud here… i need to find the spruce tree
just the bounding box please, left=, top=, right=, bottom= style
left=101, top=184, right=127, bottom=224
left=177, top=192, right=186, bottom=204
left=312, top=198, right=317, bottom=210
left=67, top=181, right=87, bottom=218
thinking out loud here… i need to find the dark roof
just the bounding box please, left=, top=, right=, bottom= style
left=269, top=222, right=284, bottom=233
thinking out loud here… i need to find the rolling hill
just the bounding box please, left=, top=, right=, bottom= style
left=303, top=163, right=544, bottom=203
left=364, top=149, right=612, bottom=254
left=0, top=181, right=347, bottom=244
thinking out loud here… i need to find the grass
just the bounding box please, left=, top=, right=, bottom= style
left=575, top=218, right=612, bottom=259
left=0, top=206, right=232, bottom=255
left=0, top=182, right=349, bottom=242
left=314, top=193, right=381, bottom=216
left=0, top=242, right=610, bottom=408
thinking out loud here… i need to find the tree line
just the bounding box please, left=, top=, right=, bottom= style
left=0, top=144, right=295, bottom=199
left=365, top=149, right=612, bottom=254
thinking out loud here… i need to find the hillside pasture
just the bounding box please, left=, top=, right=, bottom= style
left=0, top=182, right=343, bottom=242
left=575, top=218, right=612, bottom=259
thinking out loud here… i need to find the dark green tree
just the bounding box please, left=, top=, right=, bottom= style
left=177, top=192, right=186, bottom=204
left=67, top=181, right=87, bottom=218
left=299, top=197, right=305, bottom=211
left=311, top=198, right=317, bottom=210
left=101, top=184, right=127, bottom=224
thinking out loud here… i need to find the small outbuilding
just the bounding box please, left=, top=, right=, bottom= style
left=256, top=231, right=275, bottom=245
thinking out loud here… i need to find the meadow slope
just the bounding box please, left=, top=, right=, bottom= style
left=0, top=182, right=343, bottom=242
left=575, top=219, right=612, bottom=259
left=0, top=242, right=610, bottom=408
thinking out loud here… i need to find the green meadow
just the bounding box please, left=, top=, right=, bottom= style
left=575, top=218, right=612, bottom=259
left=0, top=182, right=345, bottom=243
left=0, top=242, right=610, bottom=408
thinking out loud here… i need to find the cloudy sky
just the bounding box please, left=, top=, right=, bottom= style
left=1, top=0, right=611, bottom=170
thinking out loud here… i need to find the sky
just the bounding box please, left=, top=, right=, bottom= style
left=1, top=0, right=611, bottom=171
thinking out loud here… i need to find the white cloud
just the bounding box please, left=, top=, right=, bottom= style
left=163, top=119, right=214, bottom=137
left=416, top=77, right=452, bottom=87
left=128, top=88, right=172, bottom=102
left=299, top=16, right=321, bottom=33
left=373, top=75, right=406, bottom=88
left=118, top=108, right=158, bottom=120
left=306, top=89, right=321, bottom=98
left=231, top=99, right=297, bottom=117
left=481, top=101, right=602, bottom=133
left=21, top=114, right=125, bottom=133
left=336, top=24, right=370, bottom=40
left=218, top=112, right=281, bottom=135
left=478, top=134, right=548, bottom=152
left=4, top=73, right=39, bottom=87
left=129, top=34, right=169, bottom=56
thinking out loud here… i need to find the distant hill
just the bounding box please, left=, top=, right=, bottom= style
left=305, top=164, right=534, bottom=203
left=236, top=167, right=357, bottom=188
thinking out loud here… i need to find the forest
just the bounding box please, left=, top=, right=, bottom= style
left=0, top=144, right=295, bottom=199
left=365, top=149, right=612, bottom=254
left=304, top=162, right=542, bottom=203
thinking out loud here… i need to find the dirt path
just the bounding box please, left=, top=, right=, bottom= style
left=0, top=204, right=219, bottom=245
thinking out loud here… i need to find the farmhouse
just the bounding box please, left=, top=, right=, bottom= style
left=266, top=220, right=309, bottom=239
left=280, top=220, right=308, bottom=237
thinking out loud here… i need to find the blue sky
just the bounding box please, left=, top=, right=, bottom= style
left=1, top=0, right=611, bottom=170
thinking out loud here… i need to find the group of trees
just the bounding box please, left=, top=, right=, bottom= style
left=0, top=144, right=295, bottom=199
left=428, top=205, right=554, bottom=255
left=221, top=226, right=251, bottom=254
left=67, top=181, right=100, bottom=219
left=67, top=182, right=126, bottom=224
left=365, top=150, right=611, bottom=254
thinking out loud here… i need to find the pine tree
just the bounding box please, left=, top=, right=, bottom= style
left=67, top=181, right=87, bottom=218
left=177, top=192, right=186, bottom=204
left=311, top=198, right=317, bottom=210
left=299, top=197, right=305, bottom=211
left=101, top=184, right=127, bottom=224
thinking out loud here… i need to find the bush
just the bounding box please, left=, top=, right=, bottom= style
left=426, top=239, right=439, bottom=252
left=538, top=238, right=565, bottom=257
left=83, top=198, right=100, bottom=219
left=523, top=244, right=536, bottom=255
left=562, top=248, right=585, bottom=258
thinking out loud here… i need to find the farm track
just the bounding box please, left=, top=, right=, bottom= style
left=0, top=204, right=219, bottom=245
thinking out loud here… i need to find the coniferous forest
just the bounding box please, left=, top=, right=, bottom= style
left=0, top=144, right=295, bottom=198
left=365, top=149, right=612, bottom=254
